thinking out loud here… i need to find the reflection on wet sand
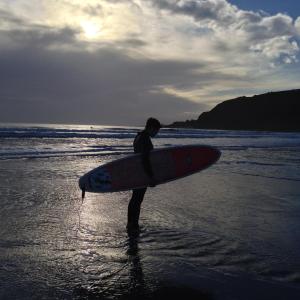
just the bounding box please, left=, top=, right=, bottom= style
left=126, top=229, right=145, bottom=297
left=72, top=228, right=212, bottom=300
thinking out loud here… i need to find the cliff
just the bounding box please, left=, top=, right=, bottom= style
left=168, top=89, right=300, bottom=132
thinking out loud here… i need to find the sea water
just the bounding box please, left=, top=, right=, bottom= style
left=0, top=123, right=300, bottom=299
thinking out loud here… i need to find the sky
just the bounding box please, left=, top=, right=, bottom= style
left=229, top=0, right=300, bottom=19
left=0, top=0, right=300, bottom=126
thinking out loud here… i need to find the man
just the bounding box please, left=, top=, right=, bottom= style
left=127, top=117, right=161, bottom=231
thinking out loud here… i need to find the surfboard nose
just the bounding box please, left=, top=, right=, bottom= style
left=79, top=176, right=86, bottom=199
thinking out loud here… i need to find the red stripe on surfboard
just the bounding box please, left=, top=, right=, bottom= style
left=171, top=147, right=219, bottom=178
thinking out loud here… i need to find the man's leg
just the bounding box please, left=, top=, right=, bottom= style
left=127, top=187, right=147, bottom=229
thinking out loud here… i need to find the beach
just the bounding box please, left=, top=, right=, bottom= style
left=1, top=124, right=300, bottom=299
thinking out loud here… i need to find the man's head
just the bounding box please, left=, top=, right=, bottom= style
left=145, top=117, right=161, bottom=137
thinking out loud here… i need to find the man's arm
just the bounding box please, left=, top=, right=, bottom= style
left=141, top=151, right=154, bottom=178
left=141, top=151, right=156, bottom=187
left=136, top=131, right=156, bottom=186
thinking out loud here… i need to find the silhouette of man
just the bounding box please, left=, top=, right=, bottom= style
left=127, top=117, right=161, bottom=231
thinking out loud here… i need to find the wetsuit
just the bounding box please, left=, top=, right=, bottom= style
left=127, top=130, right=154, bottom=229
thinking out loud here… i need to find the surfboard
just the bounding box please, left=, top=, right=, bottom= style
left=79, top=145, right=221, bottom=195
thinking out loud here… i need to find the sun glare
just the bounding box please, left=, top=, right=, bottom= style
left=80, top=21, right=101, bottom=39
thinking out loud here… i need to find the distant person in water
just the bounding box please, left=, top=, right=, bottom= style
left=127, top=117, right=161, bottom=231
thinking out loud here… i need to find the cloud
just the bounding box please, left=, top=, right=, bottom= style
left=151, top=0, right=238, bottom=24
left=83, top=3, right=103, bottom=16
left=0, top=43, right=208, bottom=125
left=296, top=17, right=300, bottom=36
left=0, top=26, right=79, bottom=50
left=0, top=8, right=25, bottom=27
left=243, top=14, right=295, bottom=41
left=250, top=36, right=299, bottom=60
left=148, top=0, right=299, bottom=64
left=0, top=0, right=300, bottom=125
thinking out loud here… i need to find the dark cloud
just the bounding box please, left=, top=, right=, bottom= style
left=0, top=36, right=209, bottom=125
left=0, top=8, right=26, bottom=26
left=0, top=26, right=79, bottom=49
left=150, top=0, right=236, bottom=24
left=83, top=4, right=103, bottom=16
left=119, top=38, right=147, bottom=47
left=0, top=8, right=81, bottom=50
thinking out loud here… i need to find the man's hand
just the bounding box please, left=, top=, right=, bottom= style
left=149, top=176, right=156, bottom=187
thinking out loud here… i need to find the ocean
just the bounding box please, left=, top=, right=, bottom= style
left=0, top=123, right=300, bottom=299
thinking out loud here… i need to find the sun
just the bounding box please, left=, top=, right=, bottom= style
left=80, top=21, right=101, bottom=39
